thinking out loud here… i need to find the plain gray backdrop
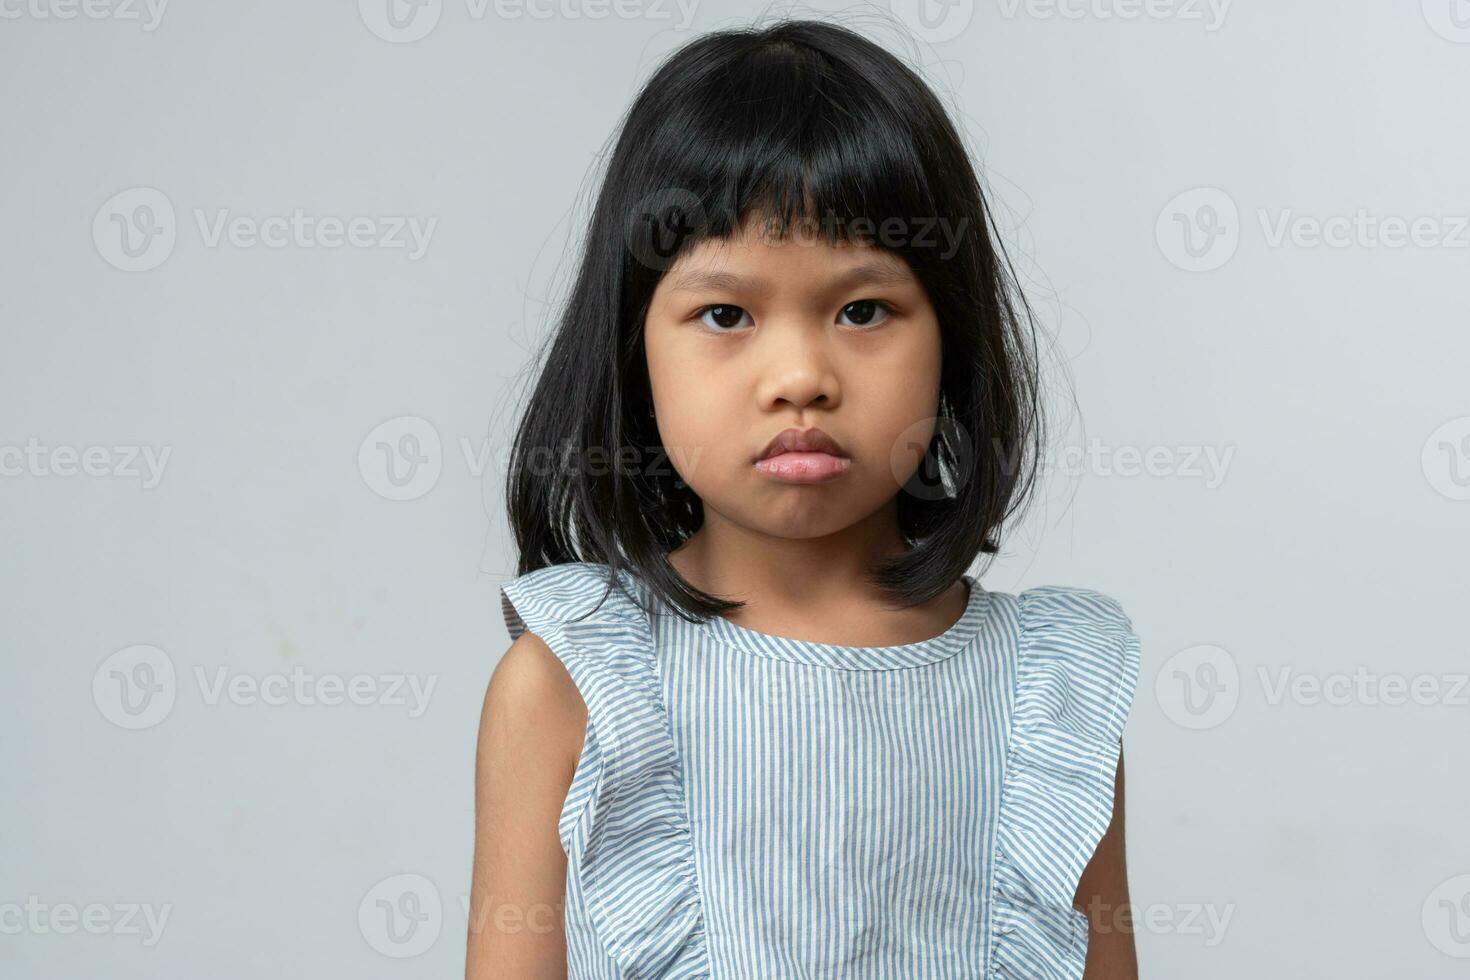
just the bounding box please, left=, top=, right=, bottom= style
left=4, top=0, right=1468, bottom=976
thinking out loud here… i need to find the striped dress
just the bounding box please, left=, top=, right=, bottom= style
left=499, top=561, right=1141, bottom=979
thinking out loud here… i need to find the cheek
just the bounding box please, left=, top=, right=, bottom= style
left=646, top=326, right=708, bottom=411
left=645, top=318, right=694, bottom=417
left=645, top=325, right=740, bottom=481
left=865, top=320, right=942, bottom=402
left=850, top=325, right=944, bottom=481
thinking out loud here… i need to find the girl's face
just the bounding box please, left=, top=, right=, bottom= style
left=643, top=216, right=943, bottom=542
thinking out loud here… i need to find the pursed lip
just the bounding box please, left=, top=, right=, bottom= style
left=755, top=426, right=849, bottom=462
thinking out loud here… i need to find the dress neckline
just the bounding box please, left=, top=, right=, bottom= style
left=686, top=574, right=989, bottom=671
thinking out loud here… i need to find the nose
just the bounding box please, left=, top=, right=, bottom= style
left=752, top=318, right=842, bottom=412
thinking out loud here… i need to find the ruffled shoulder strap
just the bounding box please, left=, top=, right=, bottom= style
left=499, top=561, right=710, bottom=977
left=989, top=585, right=1142, bottom=980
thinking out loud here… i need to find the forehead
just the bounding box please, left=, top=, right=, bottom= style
left=661, top=219, right=916, bottom=293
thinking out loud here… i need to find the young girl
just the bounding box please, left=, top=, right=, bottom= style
left=469, top=18, right=1141, bottom=980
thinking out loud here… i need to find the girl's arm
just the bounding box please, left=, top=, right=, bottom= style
left=466, top=633, right=585, bottom=980
left=1074, top=747, right=1139, bottom=980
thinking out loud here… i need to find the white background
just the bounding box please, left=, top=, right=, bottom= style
left=3, top=1, right=1468, bottom=976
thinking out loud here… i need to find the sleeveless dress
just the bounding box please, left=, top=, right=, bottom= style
left=499, top=561, right=1142, bottom=980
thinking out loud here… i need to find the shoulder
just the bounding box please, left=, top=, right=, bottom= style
left=997, top=583, right=1142, bottom=764
left=480, top=631, right=586, bottom=779
left=1015, top=584, right=1141, bottom=703
left=1018, top=583, right=1137, bottom=633
left=492, top=559, right=658, bottom=792
left=486, top=631, right=586, bottom=730
left=487, top=562, right=617, bottom=762
left=499, top=560, right=646, bottom=646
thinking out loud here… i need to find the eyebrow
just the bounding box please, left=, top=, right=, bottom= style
left=666, top=261, right=915, bottom=294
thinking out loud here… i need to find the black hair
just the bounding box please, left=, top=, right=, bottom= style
left=503, top=17, right=1045, bottom=620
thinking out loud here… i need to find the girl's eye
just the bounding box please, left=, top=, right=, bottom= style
left=697, top=304, right=752, bottom=331
left=837, top=299, right=892, bottom=328
left=694, top=300, right=893, bottom=331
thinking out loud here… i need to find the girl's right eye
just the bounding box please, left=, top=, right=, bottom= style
left=696, top=304, right=752, bottom=331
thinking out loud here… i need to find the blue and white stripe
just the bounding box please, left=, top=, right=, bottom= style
left=499, top=562, right=1140, bottom=979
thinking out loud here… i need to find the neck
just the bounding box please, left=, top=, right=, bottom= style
left=665, top=502, right=910, bottom=608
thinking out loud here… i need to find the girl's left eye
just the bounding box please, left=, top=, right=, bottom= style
left=837, top=300, right=892, bottom=328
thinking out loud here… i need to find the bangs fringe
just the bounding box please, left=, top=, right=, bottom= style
left=632, top=34, right=946, bottom=261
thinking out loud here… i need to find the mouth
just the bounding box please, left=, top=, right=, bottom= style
left=753, top=426, right=852, bottom=484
